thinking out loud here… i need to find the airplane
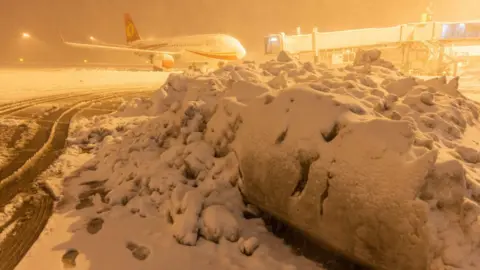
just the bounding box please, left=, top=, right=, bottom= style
left=62, top=13, right=247, bottom=71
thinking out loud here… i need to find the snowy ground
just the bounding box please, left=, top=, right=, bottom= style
left=0, top=69, right=172, bottom=102
left=0, top=119, right=38, bottom=166
left=6, top=52, right=480, bottom=270
left=0, top=68, right=171, bottom=169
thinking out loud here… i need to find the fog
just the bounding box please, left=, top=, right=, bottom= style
left=0, top=0, right=479, bottom=64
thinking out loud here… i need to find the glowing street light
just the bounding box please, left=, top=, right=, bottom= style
left=83, top=59, right=88, bottom=63
left=89, top=36, right=96, bottom=41
left=19, top=58, right=24, bottom=62
left=21, top=32, right=30, bottom=39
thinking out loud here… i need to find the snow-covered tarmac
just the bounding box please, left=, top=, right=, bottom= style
left=3, top=62, right=480, bottom=270
left=0, top=69, right=171, bottom=102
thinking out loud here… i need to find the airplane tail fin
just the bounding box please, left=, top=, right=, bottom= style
left=124, top=13, right=141, bottom=44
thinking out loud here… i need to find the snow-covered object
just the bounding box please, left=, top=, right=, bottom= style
left=49, top=52, right=480, bottom=270
left=171, top=189, right=204, bottom=246
left=277, top=51, right=295, bottom=63
left=234, top=86, right=438, bottom=269
left=233, top=61, right=480, bottom=269
left=353, top=49, right=396, bottom=70
left=199, top=205, right=240, bottom=243
left=238, top=236, right=260, bottom=256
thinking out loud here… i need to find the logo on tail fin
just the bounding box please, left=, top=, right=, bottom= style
left=124, top=13, right=141, bottom=43
left=126, top=22, right=136, bottom=39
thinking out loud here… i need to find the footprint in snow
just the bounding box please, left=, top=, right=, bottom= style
left=62, top=249, right=79, bottom=268
left=126, top=241, right=151, bottom=261
left=86, top=217, right=104, bottom=234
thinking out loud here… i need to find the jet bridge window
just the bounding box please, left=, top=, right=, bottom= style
left=465, top=23, right=480, bottom=38
left=441, top=23, right=475, bottom=39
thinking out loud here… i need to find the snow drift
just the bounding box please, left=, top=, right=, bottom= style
left=45, top=50, right=480, bottom=270
left=233, top=52, right=478, bottom=269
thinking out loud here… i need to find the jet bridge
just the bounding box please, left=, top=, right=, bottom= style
left=265, top=21, right=480, bottom=76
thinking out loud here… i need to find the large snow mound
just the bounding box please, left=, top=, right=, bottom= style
left=32, top=50, right=480, bottom=270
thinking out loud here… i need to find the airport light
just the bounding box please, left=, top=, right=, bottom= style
left=89, top=36, right=107, bottom=45
left=21, top=32, right=30, bottom=39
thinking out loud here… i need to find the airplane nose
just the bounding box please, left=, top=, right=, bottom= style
left=237, top=45, right=246, bottom=60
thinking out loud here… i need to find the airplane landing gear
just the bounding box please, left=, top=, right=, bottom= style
left=153, top=66, right=164, bottom=72
left=148, top=55, right=165, bottom=71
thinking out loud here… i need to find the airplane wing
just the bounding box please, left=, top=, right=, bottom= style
left=61, top=37, right=181, bottom=55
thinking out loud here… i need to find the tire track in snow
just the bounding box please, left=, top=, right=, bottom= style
left=0, top=86, right=148, bottom=116
left=0, top=94, right=99, bottom=180
left=0, top=91, right=147, bottom=205
left=0, top=90, right=153, bottom=270
left=0, top=193, right=52, bottom=270
left=0, top=94, right=73, bottom=111
left=0, top=92, right=95, bottom=116
left=0, top=90, right=149, bottom=182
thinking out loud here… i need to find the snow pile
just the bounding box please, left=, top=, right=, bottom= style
left=29, top=50, right=480, bottom=270
left=62, top=108, right=248, bottom=247
left=353, top=49, right=396, bottom=70
left=115, top=97, right=154, bottom=117
left=26, top=105, right=320, bottom=269
left=232, top=64, right=479, bottom=269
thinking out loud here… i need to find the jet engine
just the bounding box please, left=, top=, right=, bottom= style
left=150, top=53, right=175, bottom=70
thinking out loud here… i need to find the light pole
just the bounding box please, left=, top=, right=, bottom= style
left=19, top=33, right=31, bottom=63
left=89, top=36, right=106, bottom=45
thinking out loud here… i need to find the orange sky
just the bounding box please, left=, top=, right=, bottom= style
left=0, top=0, right=479, bottom=63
